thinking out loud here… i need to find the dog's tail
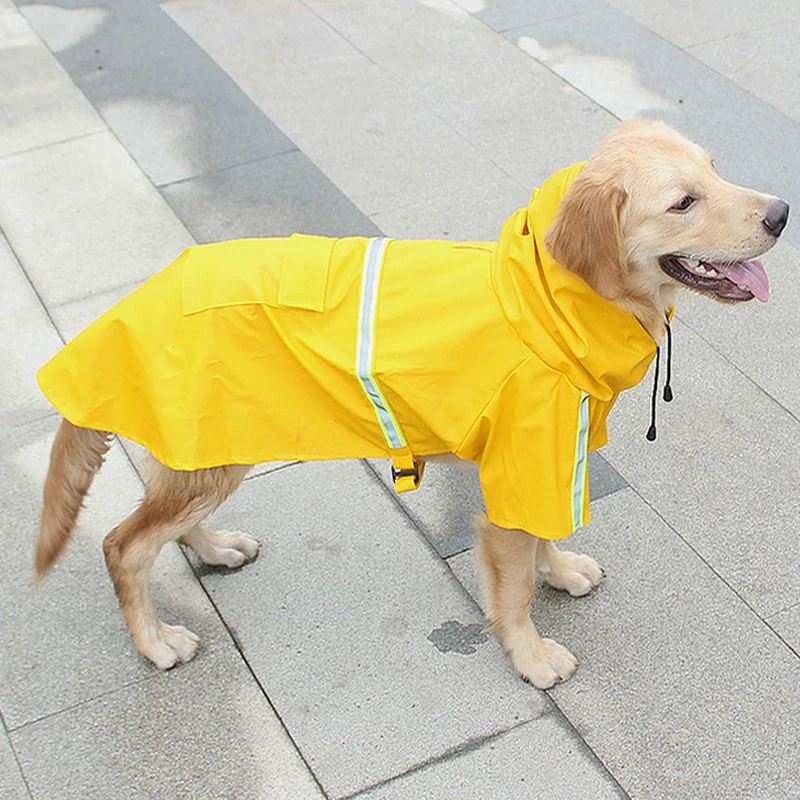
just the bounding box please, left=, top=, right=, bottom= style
left=35, top=419, right=112, bottom=581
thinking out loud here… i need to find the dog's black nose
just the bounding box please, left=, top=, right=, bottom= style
left=763, top=199, right=789, bottom=237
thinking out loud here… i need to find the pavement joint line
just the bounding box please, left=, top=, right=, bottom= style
left=154, top=146, right=301, bottom=189
left=0, top=224, right=67, bottom=346
left=49, top=277, right=148, bottom=313
left=540, top=694, right=634, bottom=800
left=682, top=17, right=792, bottom=51
left=0, top=709, right=35, bottom=800
left=489, top=9, right=596, bottom=36
left=245, top=460, right=303, bottom=481
left=295, top=0, right=521, bottom=193
left=360, top=458, right=488, bottom=613
left=764, top=598, right=800, bottom=620
left=182, top=547, right=332, bottom=800
left=337, top=716, right=539, bottom=800
left=0, top=127, right=107, bottom=164
left=612, top=483, right=800, bottom=662
left=4, top=671, right=164, bottom=736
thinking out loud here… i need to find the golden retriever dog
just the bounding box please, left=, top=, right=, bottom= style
left=34, top=120, right=788, bottom=688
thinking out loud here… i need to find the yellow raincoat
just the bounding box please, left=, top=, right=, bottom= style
left=37, top=163, right=657, bottom=539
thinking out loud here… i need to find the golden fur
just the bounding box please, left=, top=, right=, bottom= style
left=35, top=120, right=788, bottom=685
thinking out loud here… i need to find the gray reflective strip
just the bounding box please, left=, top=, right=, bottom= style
left=571, top=391, right=590, bottom=530
left=356, top=238, right=406, bottom=449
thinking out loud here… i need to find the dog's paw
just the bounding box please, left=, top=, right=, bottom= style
left=515, top=638, right=578, bottom=689
left=188, top=527, right=262, bottom=568
left=539, top=552, right=604, bottom=597
left=140, top=623, right=200, bottom=670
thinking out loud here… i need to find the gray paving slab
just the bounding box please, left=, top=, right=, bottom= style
left=0, top=3, right=28, bottom=37
left=0, top=730, right=29, bottom=800
left=688, top=20, right=800, bottom=127
left=0, top=234, right=62, bottom=428
left=10, top=645, right=324, bottom=800
left=460, top=0, right=598, bottom=32
left=357, top=714, right=625, bottom=800
left=47, top=281, right=141, bottom=343
left=449, top=490, right=800, bottom=800
left=194, top=460, right=547, bottom=799
left=160, top=150, right=381, bottom=244
left=601, top=318, right=800, bottom=619
left=604, top=0, right=796, bottom=49
left=369, top=176, right=530, bottom=242
left=0, top=10, right=104, bottom=158
left=0, top=420, right=230, bottom=730
left=506, top=4, right=800, bottom=245
left=369, top=452, right=628, bottom=559
left=303, top=0, right=618, bottom=190
left=769, top=604, right=800, bottom=655
left=163, top=0, right=514, bottom=215
left=0, top=131, right=193, bottom=308
left=19, top=0, right=294, bottom=187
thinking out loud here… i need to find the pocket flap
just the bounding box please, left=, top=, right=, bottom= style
left=278, top=233, right=334, bottom=312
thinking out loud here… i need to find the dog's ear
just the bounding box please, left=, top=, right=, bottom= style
left=545, top=174, right=628, bottom=301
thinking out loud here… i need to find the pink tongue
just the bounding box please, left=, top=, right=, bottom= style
left=716, top=259, right=771, bottom=302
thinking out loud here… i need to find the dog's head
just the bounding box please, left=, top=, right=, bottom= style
left=546, top=119, right=788, bottom=333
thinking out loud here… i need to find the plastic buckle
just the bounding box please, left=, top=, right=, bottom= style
left=391, top=461, right=422, bottom=493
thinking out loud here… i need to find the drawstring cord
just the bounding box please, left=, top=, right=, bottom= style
left=646, top=319, right=673, bottom=441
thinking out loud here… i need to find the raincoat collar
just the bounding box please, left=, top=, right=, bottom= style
left=491, top=162, right=658, bottom=402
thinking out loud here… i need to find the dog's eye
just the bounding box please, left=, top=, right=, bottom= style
left=670, top=195, right=695, bottom=212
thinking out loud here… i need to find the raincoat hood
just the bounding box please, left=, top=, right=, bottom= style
left=492, top=162, right=657, bottom=402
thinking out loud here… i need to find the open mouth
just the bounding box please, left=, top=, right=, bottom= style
left=659, top=255, right=771, bottom=302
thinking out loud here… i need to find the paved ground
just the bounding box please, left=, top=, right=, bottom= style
left=2, top=0, right=799, bottom=798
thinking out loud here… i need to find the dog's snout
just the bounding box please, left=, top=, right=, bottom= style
left=763, top=199, right=789, bottom=238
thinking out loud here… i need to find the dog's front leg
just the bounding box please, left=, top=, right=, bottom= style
left=475, top=513, right=577, bottom=688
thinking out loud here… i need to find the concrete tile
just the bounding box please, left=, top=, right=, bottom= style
left=507, top=5, right=800, bottom=242
left=163, top=0, right=509, bottom=215
left=370, top=176, right=531, bottom=242
left=539, top=490, right=800, bottom=800
left=305, top=0, right=618, bottom=189
left=47, top=281, right=140, bottom=342
left=359, top=714, right=625, bottom=799
left=19, top=0, right=294, bottom=186
left=768, top=603, right=800, bottom=656
left=452, top=489, right=800, bottom=800
left=0, top=25, right=104, bottom=158
left=0, top=235, right=62, bottom=427
left=676, top=238, right=800, bottom=423
left=369, top=451, right=628, bottom=559
left=0, top=5, right=30, bottom=40
left=195, top=460, right=546, bottom=799
left=462, top=0, right=597, bottom=31
left=160, top=150, right=381, bottom=243
left=163, top=0, right=358, bottom=68
left=604, top=0, right=796, bottom=48
left=446, top=547, right=482, bottom=609
left=688, top=20, right=800, bottom=124
left=601, top=317, right=800, bottom=619
left=0, top=732, right=29, bottom=800
left=0, top=131, right=193, bottom=307
left=10, top=646, right=324, bottom=800
left=0, top=420, right=227, bottom=730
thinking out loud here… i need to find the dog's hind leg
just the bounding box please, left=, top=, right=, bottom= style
left=475, top=513, right=578, bottom=688
left=535, top=540, right=604, bottom=597
left=102, top=462, right=249, bottom=669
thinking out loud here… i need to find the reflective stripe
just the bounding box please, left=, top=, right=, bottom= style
left=355, top=238, right=406, bottom=449
left=571, top=391, right=590, bottom=531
